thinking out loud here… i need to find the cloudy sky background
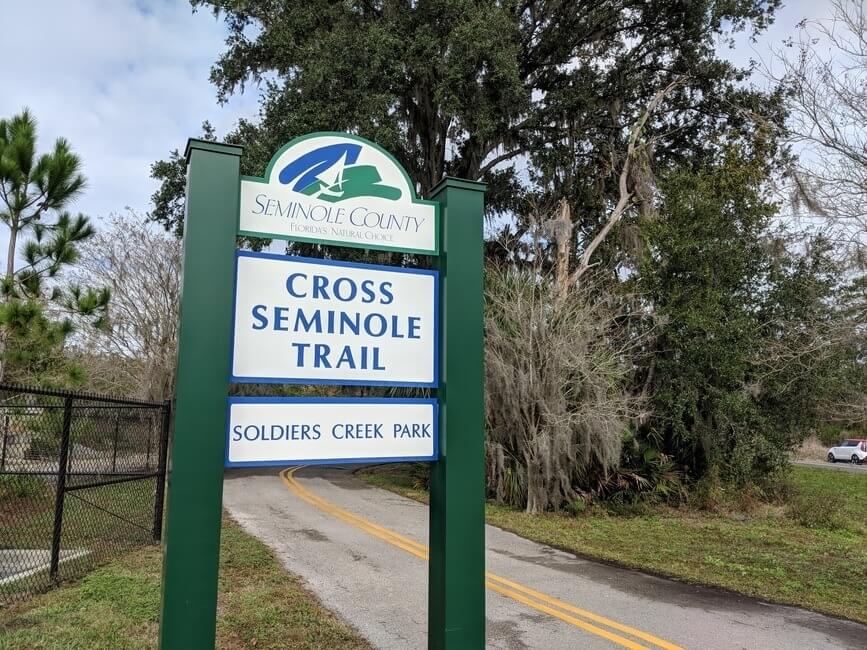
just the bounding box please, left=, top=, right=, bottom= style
left=0, top=0, right=832, bottom=244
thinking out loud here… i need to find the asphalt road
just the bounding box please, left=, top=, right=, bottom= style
left=222, top=466, right=866, bottom=649
left=794, top=459, right=867, bottom=474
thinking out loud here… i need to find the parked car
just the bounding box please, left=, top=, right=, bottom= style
left=826, top=439, right=867, bottom=464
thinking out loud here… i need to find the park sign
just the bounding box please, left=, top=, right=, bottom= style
left=239, top=133, right=439, bottom=254
left=231, top=251, right=438, bottom=387
left=226, top=397, right=437, bottom=466
left=161, top=133, right=486, bottom=650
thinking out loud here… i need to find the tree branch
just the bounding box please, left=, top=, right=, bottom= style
left=570, top=79, right=682, bottom=287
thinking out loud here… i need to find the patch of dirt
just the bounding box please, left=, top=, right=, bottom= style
left=0, top=491, right=52, bottom=522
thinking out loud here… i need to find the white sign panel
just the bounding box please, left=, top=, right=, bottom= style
left=226, top=397, right=437, bottom=466
left=231, top=251, right=438, bottom=387
left=239, top=133, right=438, bottom=254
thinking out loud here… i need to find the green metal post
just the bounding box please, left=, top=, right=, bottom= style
left=159, top=139, right=242, bottom=649
left=428, top=177, right=487, bottom=649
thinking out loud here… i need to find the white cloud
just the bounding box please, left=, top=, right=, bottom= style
left=0, top=0, right=258, bottom=227
left=0, top=0, right=839, bottom=271
left=716, top=0, right=836, bottom=78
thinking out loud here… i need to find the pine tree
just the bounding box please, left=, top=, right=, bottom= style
left=0, top=109, right=109, bottom=386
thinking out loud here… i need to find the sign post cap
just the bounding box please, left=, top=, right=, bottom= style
left=429, top=176, right=487, bottom=197
left=185, top=138, right=243, bottom=164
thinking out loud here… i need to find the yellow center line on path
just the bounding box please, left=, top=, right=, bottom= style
left=280, top=467, right=683, bottom=650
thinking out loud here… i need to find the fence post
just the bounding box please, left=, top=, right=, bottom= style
left=111, top=411, right=120, bottom=473
left=1, top=414, right=8, bottom=472
left=49, top=396, right=73, bottom=581
left=153, top=400, right=171, bottom=542
left=145, top=415, right=153, bottom=469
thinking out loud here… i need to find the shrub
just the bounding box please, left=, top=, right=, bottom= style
left=567, top=498, right=588, bottom=516
left=608, top=438, right=689, bottom=507
left=26, top=431, right=60, bottom=458
left=688, top=469, right=725, bottom=511
left=816, top=423, right=846, bottom=447
left=787, top=490, right=846, bottom=531
left=0, top=474, right=47, bottom=500
left=485, top=265, right=639, bottom=513
left=602, top=496, right=650, bottom=517
left=407, top=462, right=430, bottom=490
left=25, top=408, right=149, bottom=458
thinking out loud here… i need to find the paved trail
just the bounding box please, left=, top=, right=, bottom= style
left=794, top=459, right=866, bottom=474
left=222, top=466, right=866, bottom=649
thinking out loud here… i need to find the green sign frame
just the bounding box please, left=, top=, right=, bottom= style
left=238, top=131, right=441, bottom=255
left=159, top=135, right=485, bottom=650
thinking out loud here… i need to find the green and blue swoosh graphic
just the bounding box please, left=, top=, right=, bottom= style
left=279, top=143, right=402, bottom=202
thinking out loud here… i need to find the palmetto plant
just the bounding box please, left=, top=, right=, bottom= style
left=0, top=109, right=109, bottom=384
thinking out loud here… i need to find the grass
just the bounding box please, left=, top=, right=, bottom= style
left=1, top=478, right=158, bottom=601
left=0, top=516, right=371, bottom=650
left=0, top=478, right=156, bottom=550
left=358, top=464, right=867, bottom=624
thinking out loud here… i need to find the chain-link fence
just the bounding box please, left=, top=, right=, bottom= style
left=0, top=384, right=169, bottom=605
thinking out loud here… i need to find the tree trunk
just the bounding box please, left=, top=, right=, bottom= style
left=5, top=222, right=16, bottom=284
left=570, top=80, right=682, bottom=288
left=552, top=199, right=573, bottom=303
left=525, top=455, right=545, bottom=514
left=0, top=221, right=17, bottom=382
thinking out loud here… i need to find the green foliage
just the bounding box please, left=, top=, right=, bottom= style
left=687, top=468, right=727, bottom=511
left=640, top=146, right=852, bottom=487
left=0, top=109, right=109, bottom=386
left=814, top=423, right=864, bottom=447
left=642, top=146, right=774, bottom=474
left=25, top=409, right=148, bottom=459
left=149, top=122, right=215, bottom=238
left=146, top=3, right=860, bottom=499
left=816, top=425, right=841, bottom=447
left=0, top=300, right=84, bottom=388
left=602, top=435, right=688, bottom=507
left=153, top=1, right=783, bottom=239
left=0, top=474, right=46, bottom=500
left=567, top=498, right=587, bottom=516
left=0, top=110, right=85, bottom=216
left=756, top=237, right=855, bottom=437
left=149, top=150, right=188, bottom=239
left=26, top=431, right=58, bottom=459
left=786, top=490, right=846, bottom=531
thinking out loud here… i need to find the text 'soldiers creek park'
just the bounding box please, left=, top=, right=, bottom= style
left=230, top=421, right=433, bottom=442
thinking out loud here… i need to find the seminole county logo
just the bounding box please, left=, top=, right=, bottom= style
left=239, top=132, right=437, bottom=254
left=277, top=142, right=402, bottom=203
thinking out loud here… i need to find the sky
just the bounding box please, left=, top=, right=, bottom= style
left=0, top=0, right=834, bottom=249
left=0, top=1, right=258, bottom=224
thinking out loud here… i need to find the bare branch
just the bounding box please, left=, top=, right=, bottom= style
left=567, top=78, right=683, bottom=289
